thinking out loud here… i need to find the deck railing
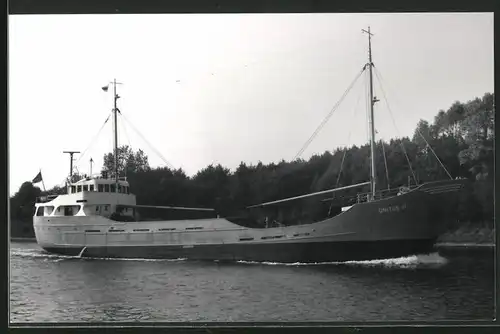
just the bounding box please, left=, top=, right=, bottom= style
left=354, top=184, right=420, bottom=203
left=321, top=183, right=421, bottom=205
left=35, top=195, right=59, bottom=203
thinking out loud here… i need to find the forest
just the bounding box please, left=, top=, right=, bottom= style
left=10, top=92, right=494, bottom=238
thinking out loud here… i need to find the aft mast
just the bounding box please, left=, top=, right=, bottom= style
left=362, top=27, right=378, bottom=201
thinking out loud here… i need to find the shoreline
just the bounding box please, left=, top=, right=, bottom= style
left=434, top=242, right=494, bottom=249
left=10, top=237, right=37, bottom=242
left=10, top=240, right=495, bottom=249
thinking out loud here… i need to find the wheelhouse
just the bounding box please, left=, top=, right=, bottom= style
left=34, top=175, right=137, bottom=219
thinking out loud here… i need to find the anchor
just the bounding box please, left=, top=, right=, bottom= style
left=77, top=246, right=87, bottom=258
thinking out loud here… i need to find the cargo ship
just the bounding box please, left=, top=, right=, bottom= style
left=33, top=27, right=466, bottom=262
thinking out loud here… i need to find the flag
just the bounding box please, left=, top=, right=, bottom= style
left=32, top=171, right=43, bottom=183
left=102, top=85, right=109, bottom=92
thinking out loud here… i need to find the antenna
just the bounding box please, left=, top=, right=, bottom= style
left=63, top=151, right=80, bottom=179
left=90, top=157, right=94, bottom=176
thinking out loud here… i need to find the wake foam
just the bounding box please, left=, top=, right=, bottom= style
left=10, top=247, right=447, bottom=269
left=9, top=248, right=187, bottom=263
left=236, top=252, right=448, bottom=269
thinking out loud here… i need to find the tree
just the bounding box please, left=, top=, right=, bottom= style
left=412, top=119, right=435, bottom=150
left=102, top=145, right=151, bottom=177
left=458, top=93, right=494, bottom=180
left=13, top=91, right=491, bottom=230
left=10, top=182, right=42, bottom=223
left=43, top=185, right=67, bottom=196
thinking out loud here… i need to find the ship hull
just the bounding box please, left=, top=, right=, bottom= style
left=33, top=185, right=453, bottom=262
left=42, top=237, right=436, bottom=263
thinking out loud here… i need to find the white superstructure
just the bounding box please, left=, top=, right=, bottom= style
left=34, top=175, right=136, bottom=219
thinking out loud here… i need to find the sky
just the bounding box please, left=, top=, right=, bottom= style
left=8, top=13, right=494, bottom=195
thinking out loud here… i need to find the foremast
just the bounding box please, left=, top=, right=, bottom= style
left=112, top=79, right=120, bottom=185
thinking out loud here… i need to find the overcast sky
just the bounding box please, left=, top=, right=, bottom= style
left=8, top=13, right=493, bottom=195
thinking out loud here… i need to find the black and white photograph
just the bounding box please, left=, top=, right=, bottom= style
left=9, top=12, right=494, bottom=324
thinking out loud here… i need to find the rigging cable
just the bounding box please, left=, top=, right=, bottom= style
left=373, top=66, right=452, bottom=180
left=413, top=126, right=453, bottom=179
left=75, top=113, right=111, bottom=166
left=380, top=139, right=390, bottom=190
left=327, top=75, right=365, bottom=216
left=293, top=66, right=366, bottom=160
left=118, top=112, right=132, bottom=149
left=335, top=71, right=366, bottom=189
left=117, top=112, right=133, bottom=178
left=372, top=66, right=418, bottom=184
left=117, top=109, right=176, bottom=170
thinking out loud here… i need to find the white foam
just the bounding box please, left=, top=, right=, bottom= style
left=9, top=248, right=187, bottom=263
left=10, top=247, right=447, bottom=268
left=236, top=252, right=448, bottom=269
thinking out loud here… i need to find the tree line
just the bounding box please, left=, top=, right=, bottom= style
left=10, top=92, right=494, bottom=234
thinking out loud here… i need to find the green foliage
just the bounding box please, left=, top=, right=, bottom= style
left=9, top=92, right=494, bottom=230
left=102, top=145, right=151, bottom=178
left=457, top=93, right=494, bottom=180
left=10, top=182, right=42, bottom=223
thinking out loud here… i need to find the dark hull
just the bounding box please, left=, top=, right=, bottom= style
left=43, top=237, right=437, bottom=263
left=36, top=180, right=467, bottom=263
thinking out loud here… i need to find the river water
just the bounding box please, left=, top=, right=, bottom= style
left=9, top=242, right=495, bottom=323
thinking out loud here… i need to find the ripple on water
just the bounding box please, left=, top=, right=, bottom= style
left=9, top=244, right=494, bottom=322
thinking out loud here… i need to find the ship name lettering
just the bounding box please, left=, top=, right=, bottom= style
left=378, top=203, right=407, bottom=214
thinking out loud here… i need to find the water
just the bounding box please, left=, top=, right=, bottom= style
left=10, top=242, right=495, bottom=323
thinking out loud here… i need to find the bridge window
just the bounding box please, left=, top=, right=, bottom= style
left=104, top=205, right=109, bottom=211
left=117, top=185, right=122, bottom=193
left=77, top=185, right=82, bottom=192
left=45, top=206, right=54, bottom=216
left=104, top=184, right=110, bottom=192
left=71, top=186, right=76, bottom=193
left=110, top=184, right=116, bottom=193
left=90, top=185, right=94, bottom=191
left=36, top=207, right=44, bottom=216
left=98, top=184, right=104, bottom=192
left=56, top=205, right=80, bottom=216
left=83, top=185, right=88, bottom=191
